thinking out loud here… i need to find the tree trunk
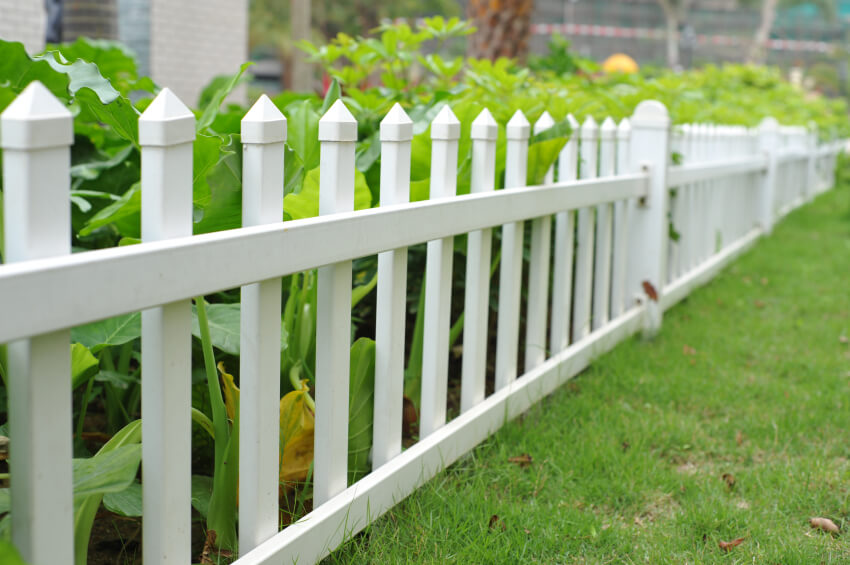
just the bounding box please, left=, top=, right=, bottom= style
left=290, top=0, right=312, bottom=92
left=657, top=0, right=680, bottom=69
left=747, top=0, right=779, bottom=65
left=467, top=0, right=534, bottom=61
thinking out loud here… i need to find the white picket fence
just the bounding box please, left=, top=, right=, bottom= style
left=0, top=81, right=842, bottom=564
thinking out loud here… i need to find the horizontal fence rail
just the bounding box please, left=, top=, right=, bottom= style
left=0, top=82, right=843, bottom=565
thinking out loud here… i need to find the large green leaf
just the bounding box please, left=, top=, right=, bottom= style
left=71, top=313, right=141, bottom=352
left=71, top=343, right=99, bottom=390
left=284, top=166, right=372, bottom=220
left=348, top=338, right=375, bottom=482
left=191, top=475, right=214, bottom=518
left=285, top=100, right=321, bottom=172
left=79, top=182, right=140, bottom=237
left=102, top=481, right=142, bottom=517
left=190, top=303, right=288, bottom=356
left=192, top=135, right=243, bottom=234
left=196, top=63, right=253, bottom=132
left=73, top=444, right=141, bottom=499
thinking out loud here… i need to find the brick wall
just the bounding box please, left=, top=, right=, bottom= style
left=0, top=0, right=46, bottom=54
left=149, top=0, right=248, bottom=107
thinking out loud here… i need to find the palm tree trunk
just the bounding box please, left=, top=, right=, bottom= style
left=467, top=0, right=534, bottom=61
left=747, top=0, right=779, bottom=64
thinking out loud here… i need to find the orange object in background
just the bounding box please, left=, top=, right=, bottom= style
left=602, top=53, right=639, bottom=74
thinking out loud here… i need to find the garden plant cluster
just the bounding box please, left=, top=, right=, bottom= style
left=0, top=17, right=847, bottom=562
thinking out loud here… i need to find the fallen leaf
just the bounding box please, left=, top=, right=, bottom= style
left=279, top=381, right=315, bottom=484
left=642, top=280, right=658, bottom=302
left=488, top=514, right=506, bottom=531
left=722, top=473, right=736, bottom=489
left=621, top=441, right=631, bottom=452
left=735, top=430, right=744, bottom=446
left=742, top=276, right=752, bottom=284
left=736, top=500, right=750, bottom=510
left=718, top=537, right=745, bottom=551
left=716, top=299, right=724, bottom=306
left=199, top=530, right=233, bottom=563
left=810, top=517, right=840, bottom=534
left=689, top=358, right=696, bottom=366
left=754, top=300, right=766, bottom=309
left=508, top=453, right=533, bottom=468
left=760, top=277, right=768, bottom=285
left=402, top=395, right=418, bottom=439
left=683, top=345, right=697, bottom=356
left=840, top=335, right=849, bottom=345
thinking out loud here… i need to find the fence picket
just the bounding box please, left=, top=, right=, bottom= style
left=524, top=111, right=554, bottom=371
left=495, top=110, right=530, bottom=390
left=314, top=100, right=357, bottom=505
left=460, top=109, right=498, bottom=412
left=239, top=95, right=286, bottom=553
left=138, top=88, right=195, bottom=564
left=420, top=105, right=460, bottom=438
left=1, top=81, right=75, bottom=564
left=550, top=114, right=579, bottom=353
left=373, top=104, right=413, bottom=468
left=610, top=117, right=631, bottom=317
left=572, top=116, right=598, bottom=341
left=592, top=117, right=616, bottom=330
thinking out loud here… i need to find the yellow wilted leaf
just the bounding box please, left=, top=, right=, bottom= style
left=280, top=381, right=314, bottom=484
left=217, top=362, right=240, bottom=421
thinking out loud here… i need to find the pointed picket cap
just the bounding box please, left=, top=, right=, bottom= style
left=758, top=116, right=779, bottom=134
left=139, top=88, right=195, bottom=146
left=533, top=110, right=555, bottom=135
left=1, top=81, right=73, bottom=149
left=580, top=115, right=598, bottom=140
left=319, top=99, right=357, bottom=141
left=471, top=108, right=498, bottom=140
left=506, top=109, right=530, bottom=140
left=242, top=94, right=286, bottom=144
left=600, top=116, right=617, bottom=139
left=380, top=103, right=413, bottom=142
left=631, top=99, right=669, bottom=131
left=566, top=113, right=579, bottom=131
left=431, top=104, right=460, bottom=140
left=617, top=117, right=631, bottom=139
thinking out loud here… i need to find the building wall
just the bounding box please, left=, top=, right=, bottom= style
left=150, top=0, right=248, bottom=106
left=0, top=0, right=46, bottom=54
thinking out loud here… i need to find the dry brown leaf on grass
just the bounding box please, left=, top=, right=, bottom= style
left=718, top=537, right=745, bottom=551
left=810, top=517, right=840, bottom=534
left=754, top=300, right=766, bottom=309
left=488, top=514, right=506, bottom=531
left=508, top=453, right=533, bottom=468
left=721, top=473, right=736, bottom=489
left=735, top=430, right=744, bottom=446
left=682, top=345, right=697, bottom=356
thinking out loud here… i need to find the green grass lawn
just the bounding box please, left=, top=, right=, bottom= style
left=326, top=183, right=850, bottom=564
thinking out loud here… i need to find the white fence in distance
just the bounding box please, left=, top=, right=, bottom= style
left=0, top=81, right=843, bottom=564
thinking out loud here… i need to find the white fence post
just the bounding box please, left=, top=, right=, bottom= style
left=314, top=100, right=357, bottom=505
left=1, top=81, right=74, bottom=564
left=626, top=101, right=670, bottom=336
left=572, top=116, right=598, bottom=341
left=420, top=106, right=460, bottom=439
left=524, top=111, right=554, bottom=371
left=373, top=103, right=413, bottom=468
left=495, top=110, right=529, bottom=390
left=460, top=108, right=497, bottom=413
left=805, top=125, right=817, bottom=202
left=549, top=114, right=579, bottom=354
left=610, top=117, right=631, bottom=318
left=239, top=95, right=286, bottom=554
left=139, top=88, right=195, bottom=564
left=757, top=117, right=779, bottom=235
